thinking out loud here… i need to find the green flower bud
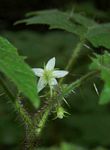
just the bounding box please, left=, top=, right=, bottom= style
left=56, top=106, right=69, bottom=119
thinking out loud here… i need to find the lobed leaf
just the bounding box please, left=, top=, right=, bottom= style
left=16, top=9, right=110, bottom=49
left=16, top=9, right=87, bottom=37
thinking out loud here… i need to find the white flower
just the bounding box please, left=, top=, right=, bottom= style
left=33, top=57, right=68, bottom=92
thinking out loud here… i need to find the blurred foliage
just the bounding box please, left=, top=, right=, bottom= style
left=0, top=0, right=110, bottom=150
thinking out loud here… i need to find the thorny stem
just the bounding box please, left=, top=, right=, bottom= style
left=0, top=74, right=49, bottom=149
left=15, top=95, right=37, bottom=150
left=34, top=70, right=100, bottom=137
left=15, top=94, right=33, bottom=128
left=0, top=74, right=34, bottom=150
left=36, top=108, right=50, bottom=136
left=34, top=70, right=100, bottom=136
left=0, top=70, right=100, bottom=149
left=34, top=97, right=55, bottom=136
left=66, top=40, right=85, bottom=71
left=0, top=74, right=33, bottom=128
left=63, top=70, right=100, bottom=96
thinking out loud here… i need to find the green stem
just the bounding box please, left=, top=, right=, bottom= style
left=36, top=108, right=50, bottom=136
left=0, top=74, right=33, bottom=128
left=66, top=40, right=84, bottom=71
left=63, top=70, right=100, bottom=96
left=34, top=71, right=99, bottom=139
left=60, top=39, right=85, bottom=84
left=0, top=74, right=34, bottom=150
left=15, top=94, right=33, bottom=128
left=35, top=96, right=57, bottom=136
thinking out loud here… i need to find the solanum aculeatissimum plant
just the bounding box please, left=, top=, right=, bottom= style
left=0, top=8, right=110, bottom=150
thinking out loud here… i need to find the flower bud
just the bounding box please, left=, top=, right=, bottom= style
left=56, top=106, right=66, bottom=119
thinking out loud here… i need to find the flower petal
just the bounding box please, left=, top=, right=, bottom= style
left=49, top=78, right=58, bottom=86
left=37, top=77, right=47, bottom=92
left=32, top=68, right=44, bottom=77
left=46, top=57, right=55, bottom=70
left=53, top=70, right=68, bottom=78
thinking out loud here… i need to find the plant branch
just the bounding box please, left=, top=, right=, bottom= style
left=60, top=39, right=85, bottom=84
left=34, top=70, right=99, bottom=136
left=34, top=97, right=57, bottom=136
left=15, top=94, right=33, bottom=128
left=0, top=73, right=34, bottom=150
left=66, top=39, right=85, bottom=71
left=63, top=70, right=100, bottom=96
left=36, top=107, right=50, bottom=136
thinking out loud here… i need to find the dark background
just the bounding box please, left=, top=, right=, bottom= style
left=0, top=0, right=110, bottom=30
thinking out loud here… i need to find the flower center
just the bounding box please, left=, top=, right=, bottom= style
left=43, top=70, right=53, bottom=82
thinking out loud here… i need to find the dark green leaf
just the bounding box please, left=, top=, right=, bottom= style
left=0, top=36, right=40, bottom=108
left=69, top=12, right=96, bottom=28
left=87, top=23, right=110, bottom=49
left=16, top=9, right=110, bottom=50
left=16, top=9, right=86, bottom=37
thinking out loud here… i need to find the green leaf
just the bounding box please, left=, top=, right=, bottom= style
left=0, top=36, right=40, bottom=108
left=86, top=23, right=110, bottom=49
left=16, top=9, right=86, bottom=37
left=90, top=51, right=110, bottom=104
left=16, top=9, right=110, bottom=49
left=69, top=12, right=96, bottom=28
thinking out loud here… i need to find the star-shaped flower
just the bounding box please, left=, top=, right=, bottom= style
left=33, top=57, right=68, bottom=93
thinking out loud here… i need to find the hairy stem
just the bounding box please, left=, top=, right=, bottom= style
left=0, top=74, right=34, bottom=150
left=66, top=39, right=85, bottom=71
left=34, top=96, right=58, bottom=136
left=60, top=39, right=85, bottom=84
left=15, top=94, right=33, bottom=128
left=36, top=108, right=50, bottom=136
left=0, top=74, right=33, bottom=128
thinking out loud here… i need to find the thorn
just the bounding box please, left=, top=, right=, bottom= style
left=63, top=97, right=69, bottom=107
left=44, top=101, right=48, bottom=104
left=0, top=92, right=5, bottom=96
left=52, top=116, right=57, bottom=120
left=39, top=95, right=46, bottom=98
left=37, top=110, right=41, bottom=113
left=84, top=44, right=92, bottom=50
left=93, top=83, right=99, bottom=96
left=71, top=90, right=76, bottom=94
